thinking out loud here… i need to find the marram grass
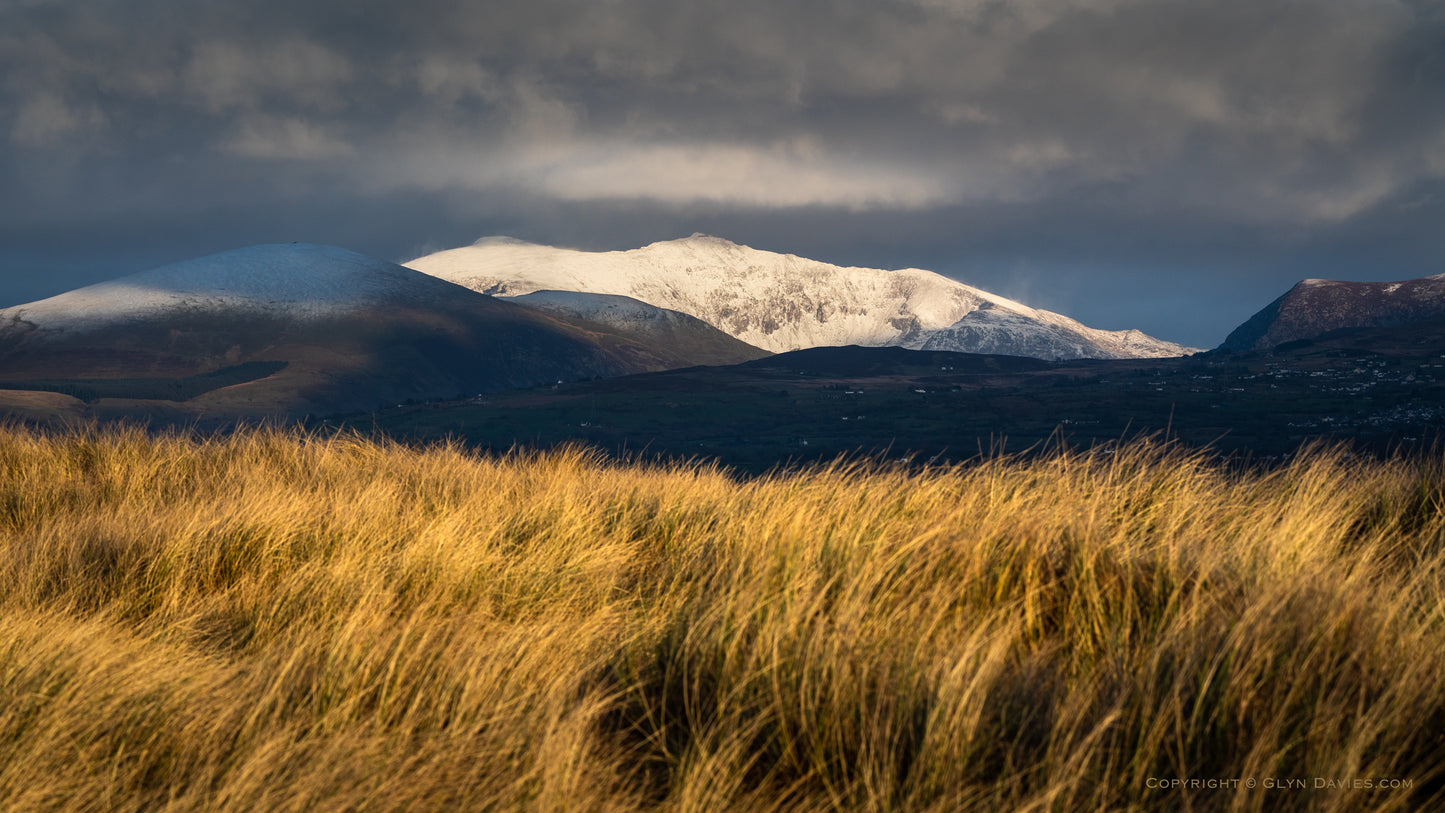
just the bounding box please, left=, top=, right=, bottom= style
left=1, top=424, right=1443, bottom=812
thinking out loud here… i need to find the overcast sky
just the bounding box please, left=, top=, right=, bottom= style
left=3, top=0, right=1443, bottom=346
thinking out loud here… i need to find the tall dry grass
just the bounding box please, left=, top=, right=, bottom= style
left=0, top=423, right=1443, bottom=811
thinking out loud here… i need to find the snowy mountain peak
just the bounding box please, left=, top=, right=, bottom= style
left=406, top=236, right=1200, bottom=360
left=679, top=233, right=739, bottom=246
left=640, top=233, right=757, bottom=261
left=1, top=243, right=464, bottom=335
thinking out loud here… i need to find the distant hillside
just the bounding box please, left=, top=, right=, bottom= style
left=363, top=330, right=1445, bottom=470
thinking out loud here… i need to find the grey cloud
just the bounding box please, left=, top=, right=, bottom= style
left=221, top=115, right=355, bottom=159
left=10, top=93, right=105, bottom=142
left=181, top=37, right=354, bottom=114
left=4, top=1, right=1437, bottom=209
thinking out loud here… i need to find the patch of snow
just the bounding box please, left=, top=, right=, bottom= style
left=502, top=290, right=702, bottom=332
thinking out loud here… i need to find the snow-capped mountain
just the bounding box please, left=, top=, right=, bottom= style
left=2, top=244, right=458, bottom=335
left=406, top=234, right=1199, bottom=360
left=0, top=244, right=760, bottom=420
left=1221, top=273, right=1445, bottom=352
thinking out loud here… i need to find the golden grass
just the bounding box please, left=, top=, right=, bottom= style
left=1, top=424, right=1443, bottom=811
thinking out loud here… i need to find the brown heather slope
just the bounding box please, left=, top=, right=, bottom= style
left=0, top=302, right=658, bottom=420
left=1, top=425, right=1444, bottom=811
left=1221, top=274, right=1445, bottom=352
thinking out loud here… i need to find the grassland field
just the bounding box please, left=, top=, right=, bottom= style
left=1, top=423, right=1444, bottom=811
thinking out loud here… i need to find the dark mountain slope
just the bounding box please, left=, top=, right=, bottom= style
left=1222, top=274, right=1445, bottom=352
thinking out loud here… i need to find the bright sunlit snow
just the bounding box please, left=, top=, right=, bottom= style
left=408, top=234, right=1201, bottom=359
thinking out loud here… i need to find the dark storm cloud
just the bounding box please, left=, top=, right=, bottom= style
left=2, top=0, right=1444, bottom=345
